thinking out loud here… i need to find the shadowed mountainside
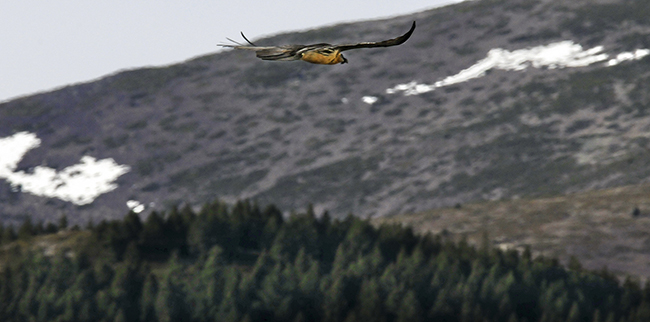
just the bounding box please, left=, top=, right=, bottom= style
left=1, top=0, right=650, bottom=225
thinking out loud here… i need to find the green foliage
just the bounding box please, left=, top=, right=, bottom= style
left=17, top=217, right=35, bottom=240
left=2, top=199, right=650, bottom=321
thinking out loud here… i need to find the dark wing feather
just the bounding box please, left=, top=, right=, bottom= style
left=254, top=45, right=307, bottom=61
left=240, top=32, right=257, bottom=46
left=333, top=21, right=416, bottom=52
left=218, top=33, right=307, bottom=61
left=219, top=32, right=260, bottom=47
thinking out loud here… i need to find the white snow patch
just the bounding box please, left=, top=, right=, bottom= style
left=607, top=48, right=650, bottom=66
left=0, top=131, right=130, bottom=205
left=386, top=81, right=437, bottom=96
left=386, top=41, right=649, bottom=96
left=362, top=96, right=378, bottom=105
left=0, top=131, right=41, bottom=172
left=127, top=200, right=145, bottom=213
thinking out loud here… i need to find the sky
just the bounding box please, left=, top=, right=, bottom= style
left=1, top=0, right=463, bottom=103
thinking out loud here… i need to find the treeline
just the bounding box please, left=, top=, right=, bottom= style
left=1, top=199, right=650, bottom=322
left=0, top=215, right=72, bottom=244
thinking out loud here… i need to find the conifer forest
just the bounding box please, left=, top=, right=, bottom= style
left=2, top=199, right=650, bottom=322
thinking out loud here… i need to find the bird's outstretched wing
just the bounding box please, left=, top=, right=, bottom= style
left=333, top=21, right=416, bottom=52
left=222, top=44, right=309, bottom=61
left=218, top=21, right=416, bottom=63
left=219, top=33, right=308, bottom=61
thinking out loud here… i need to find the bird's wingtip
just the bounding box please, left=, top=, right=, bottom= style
left=240, top=32, right=256, bottom=46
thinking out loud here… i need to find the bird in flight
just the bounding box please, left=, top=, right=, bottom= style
left=219, top=21, right=416, bottom=65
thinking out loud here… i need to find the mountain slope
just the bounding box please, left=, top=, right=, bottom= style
left=374, top=182, right=650, bottom=279
left=1, top=0, right=650, bottom=224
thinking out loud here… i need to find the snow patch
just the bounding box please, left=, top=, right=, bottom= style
left=0, top=131, right=130, bottom=205
left=0, top=131, right=42, bottom=172
left=386, top=41, right=649, bottom=96
left=362, top=96, right=378, bottom=105
left=607, top=49, right=650, bottom=66
left=127, top=200, right=145, bottom=213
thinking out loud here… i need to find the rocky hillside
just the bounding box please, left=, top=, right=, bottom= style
left=1, top=0, right=650, bottom=225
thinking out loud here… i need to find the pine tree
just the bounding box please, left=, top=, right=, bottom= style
left=123, top=212, right=143, bottom=241
left=70, top=270, right=99, bottom=321
left=33, top=220, right=45, bottom=236
left=110, top=262, right=143, bottom=322
left=59, top=295, right=77, bottom=321
left=293, top=311, right=306, bottom=322
left=44, top=222, right=58, bottom=234
left=77, top=297, right=99, bottom=322
left=635, top=300, right=650, bottom=322
left=567, top=302, right=581, bottom=322
left=384, top=280, right=406, bottom=317
left=343, top=310, right=359, bottom=322
left=0, top=268, right=13, bottom=318
left=397, top=290, right=422, bottom=322
left=191, top=245, right=226, bottom=320
left=113, top=308, right=126, bottom=322
left=262, top=204, right=283, bottom=246
left=356, top=278, right=386, bottom=322
left=155, top=272, right=188, bottom=322
left=321, top=275, right=348, bottom=322
left=164, top=206, right=189, bottom=255
left=257, top=264, right=286, bottom=320
left=94, top=261, right=115, bottom=290
left=122, top=242, right=142, bottom=267
left=17, top=217, right=35, bottom=240
left=18, top=266, right=41, bottom=318
left=36, top=298, right=52, bottom=322
left=4, top=225, right=17, bottom=244
left=298, top=257, right=320, bottom=294
left=140, top=211, right=167, bottom=258
left=568, top=256, right=582, bottom=271
left=216, top=292, right=240, bottom=322
left=592, top=309, right=602, bottom=322
left=141, top=272, right=158, bottom=322
left=58, top=215, right=69, bottom=231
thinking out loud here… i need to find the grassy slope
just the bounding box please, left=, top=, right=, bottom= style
left=0, top=230, right=92, bottom=269
left=374, top=183, right=650, bottom=279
